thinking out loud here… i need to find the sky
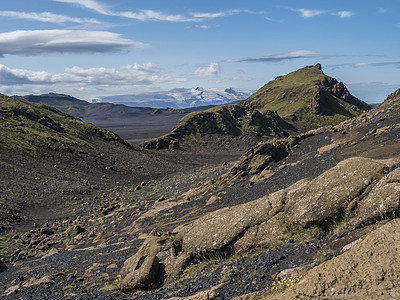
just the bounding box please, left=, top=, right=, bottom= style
left=0, top=0, right=399, bottom=103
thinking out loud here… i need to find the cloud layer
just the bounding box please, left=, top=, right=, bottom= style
left=0, top=11, right=100, bottom=24
left=52, top=0, right=262, bottom=23
left=0, top=63, right=185, bottom=86
left=226, top=50, right=325, bottom=63
left=326, top=62, right=400, bottom=70
left=293, top=8, right=354, bottom=19
left=0, top=30, right=149, bottom=56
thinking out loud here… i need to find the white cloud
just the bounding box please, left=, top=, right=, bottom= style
left=297, top=8, right=325, bottom=18
left=378, top=8, right=387, bottom=14
left=0, top=30, right=149, bottom=56
left=192, top=12, right=227, bottom=19
left=335, top=11, right=354, bottom=18
left=195, top=25, right=209, bottom=29
left=0, top=63, right=186, bottom=97
left=0, top=11, right=100, bottom=24
left=120, top=63, right=162, bottom=73
left=52, top=0, right=110, bottom=15
left=326, top=62, right=400, bottom=69
left=116, top=10, right=197, bottom=22
left=194, top=63, right=220, bottom=77
left=53, top=0, right=263, bottom=23
left=293, top=8, right=354, bottom=19
left=226, top=50, right=325, bottom=63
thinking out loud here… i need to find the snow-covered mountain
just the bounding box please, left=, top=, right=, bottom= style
left=97, top=87, right=253, bottom=109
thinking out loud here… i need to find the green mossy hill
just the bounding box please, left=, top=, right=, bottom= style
left=13, top=92, right=90, bottom=116
left=139, top=104, right=292, bottom=150
left=0, top=94, right=129, bottom=156
left=245, top=64, right=371, bottom=129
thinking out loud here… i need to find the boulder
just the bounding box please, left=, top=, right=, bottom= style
left=268, top=218, right=400, bottom=299
left=283, top=157, right=388, bottom=229
left=120, top=235, right=161, bottom=291
left=64, top=225, right=86, bottom=236
left=350, top=167, right=400, bottom=228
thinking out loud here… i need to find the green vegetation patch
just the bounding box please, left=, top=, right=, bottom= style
left=0, top=94, right=126, bottom=156
left=139, top=104, right=290, bottom=149
left=245, top=64, right=371, bottom=128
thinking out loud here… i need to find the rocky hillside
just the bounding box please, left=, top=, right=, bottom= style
left=379, top=87, right=400, bottom=107
left=140, top=104, right=293, bottom=149
left=245, top=64, right=371, bottom=129
left=140, top=64, right=371, bottom=150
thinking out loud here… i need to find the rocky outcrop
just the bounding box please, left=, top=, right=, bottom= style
left=220, top=127, right=329, bottom=183
left=120, top=157, right=400, bottom=291
left=380, top=87, right=400, bottom=107
left=267, top=218, right=400, bottom=299
left=349, top=166, right=400, bottom=228
left=181, top=157, right=389, bottom=256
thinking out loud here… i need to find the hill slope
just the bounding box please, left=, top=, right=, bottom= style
left=13, top=93, right=90, bottom=116
left=0, top=94, right=128, bottom=156
left=245, top=64, right=371, bottom=129
left=139, top=104, right=293, bottom=149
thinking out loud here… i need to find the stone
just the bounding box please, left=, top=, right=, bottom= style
left=64, top=225, right=86, bottom=236
left=120, top=235, right=162, bottom=291
left=284, top=157, right=388, bottom=230
left=350, top=167, right=400, bottom=228
left=268, top=219, right=400, bottom=299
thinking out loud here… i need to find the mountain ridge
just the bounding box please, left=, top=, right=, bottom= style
left=245, top=64, right=371, bottom=129
left=140, top=64, right=371, bottom=150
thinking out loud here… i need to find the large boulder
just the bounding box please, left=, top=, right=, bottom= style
left=350, top=167, right=400, bottom=228
left=283, top=157, right=388, bottom=229
left=267, top=218, right=400, bottom=299
left=182, top=157, right=388, bottom=255
left=119, top=235, right=161, bottom=292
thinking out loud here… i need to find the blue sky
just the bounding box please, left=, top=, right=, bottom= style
left=0, top=0, right=399, bottom=103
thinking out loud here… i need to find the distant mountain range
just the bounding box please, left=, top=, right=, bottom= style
left=11, top=92, right=217, bottom=145
left=97, top=87, right=253, bottom=109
